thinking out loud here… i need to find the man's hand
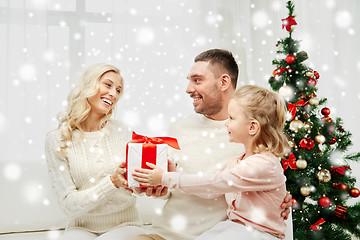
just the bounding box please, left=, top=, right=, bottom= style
left=134, top=186, right=169, bottom=197
left=168, top=160, right=176, bottom=172
left=281, top=192, right=292, bottom=220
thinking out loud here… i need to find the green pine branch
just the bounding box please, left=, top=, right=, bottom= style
left=286, top=1, right=295, bottom=16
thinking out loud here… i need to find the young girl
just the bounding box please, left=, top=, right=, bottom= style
left=133, top=85, right=290, bottom=240
left=45, top=63, right=145, bottom=240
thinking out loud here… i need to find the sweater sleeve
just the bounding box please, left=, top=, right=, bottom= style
left=45, top=131, right=118, bottom=218
left=162, top=154, right=285, bottom=198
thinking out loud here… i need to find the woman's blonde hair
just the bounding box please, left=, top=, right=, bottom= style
left=57, top=63, right=122, bottom=151
left=233, top=85, right=290, bottom=157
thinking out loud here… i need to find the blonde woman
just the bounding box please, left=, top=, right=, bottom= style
left=45, top=63, right=145, bottom=240
left=133, top=85, right=290, bottom=240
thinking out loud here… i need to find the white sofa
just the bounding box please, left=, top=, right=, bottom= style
left=0, top=161, right=293, bottom=240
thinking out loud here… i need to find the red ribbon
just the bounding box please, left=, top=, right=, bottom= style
left=273, top=67, right=293, bottom=76
left=282, top=153, right=298, bottom=171
left=282, top=16, right=297, bottom=32
left=314, top=71, right=320, bottom=79
left=331, top=166, right=351, bottom=175
left=310, top=218, right=325, bottom=230
left=130, top=132, right=181, bottom=150
left=287, top=100, right=305, bottom=120
left=274, top=67, right=286, bottom=76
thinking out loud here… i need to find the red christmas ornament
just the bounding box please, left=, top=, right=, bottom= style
left=321, top=107, right=330, bottom=117
left=285, top=54, right=296, bottom=64
left=333, top=182, right=348, bottom=191
left=306, top=78, right=317, bottom=87
left=339, top=184, right=347, bottom=191
left=282, top=16, right=297, bottom=32
left=319, top=196, right=331, bottom=208
left=349, top=187, right=360, bottom=198
left=291, top=198, right=298, bottom=207
left=299, top=138, right=315, bottom=150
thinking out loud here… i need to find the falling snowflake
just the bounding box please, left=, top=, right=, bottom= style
left=249, top=207, right=266, bottom=225
left=43, top=49, right=55, bottom=62
left=170, top=214, right=187, bottom=232
left=47, top=230, right=62, bottom=239
left=121, top=110, right=140, bottom=128
left=335, top=11, right=352, bottom=28
left=18, top=63, right=37, bottom=82
left=24, top=183, right=43, bottom=203
left=147, top=114, right=165, bottom=133
left=4, top=163, right=22, bottom=181
left=155, top=207, right=163, bottom=215
left=136, top=27, right=155, bottom=45
left=252, top=11, right=269, bottom=28
left=329, top=150, right=346, bottom=166
left=43, top=198, right=50, bottom=206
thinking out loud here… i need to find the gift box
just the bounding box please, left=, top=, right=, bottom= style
left=126, top=132, right=180, bottom=188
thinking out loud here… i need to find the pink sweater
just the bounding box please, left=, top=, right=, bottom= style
left=162, top=151, right=287, bottom=239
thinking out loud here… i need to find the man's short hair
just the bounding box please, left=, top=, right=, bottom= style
left=195, top=49, right=239, bottom=89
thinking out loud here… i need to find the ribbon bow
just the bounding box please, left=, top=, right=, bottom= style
left=309, top=218, right=325, bottom=230
left=131, top=132, right=181, bottom=150
left=287, top=100, right=305, bottom=120
left=331, top=166, right=351, bottom=175
left=282, top=16, right=297, bottom=32
left=282, top=153, right=298, bottom=171
left=273, top=67, right=293, bottom=77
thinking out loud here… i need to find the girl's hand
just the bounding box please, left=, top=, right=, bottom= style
left=132, top=162, right=164, bottom=186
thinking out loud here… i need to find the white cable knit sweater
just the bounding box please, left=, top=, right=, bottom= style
left=45, top=120, right=142, bottom=233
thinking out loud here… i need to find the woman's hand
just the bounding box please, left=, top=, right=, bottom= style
left=110, top=162, right=133, bottom=193
left=132, top=162, right=164, bottom=186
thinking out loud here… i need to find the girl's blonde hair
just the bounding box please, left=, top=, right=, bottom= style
left=233, top=85, right=290, bottom=157
left=57, top=63, right=122, bottom=151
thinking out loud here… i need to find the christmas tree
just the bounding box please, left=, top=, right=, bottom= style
left=268, top=1, right=360, bottom=239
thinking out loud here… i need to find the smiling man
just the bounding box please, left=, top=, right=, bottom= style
left=131, top=49, right=291, bottom=240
